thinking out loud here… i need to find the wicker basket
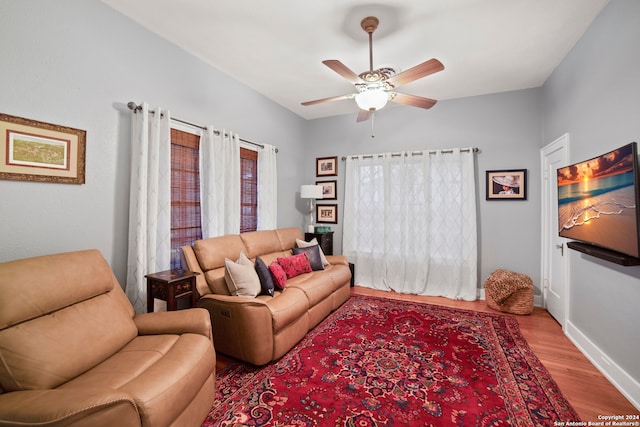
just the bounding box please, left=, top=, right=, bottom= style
left=484, top=269, right=534, bottom=315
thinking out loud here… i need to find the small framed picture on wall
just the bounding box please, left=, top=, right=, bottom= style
left=316, top=204, right=338, bottom=224
left=316, top=156, right=338, bottom=177
left=316, top=180, right=337, bottom=200
left=486, top=169, right=527, bottom=200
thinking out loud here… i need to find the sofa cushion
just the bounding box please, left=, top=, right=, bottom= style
left=194, top=235, right=246, bottom=271
left=240, top=230, right=283, bottom=259
left=59, top=333, right=215, bottom=427
left=224, top=253, right=261, bottom=298
left=292, top=245, right=324, bottom=271
left=277, top=253, right=312, bottom=279
left=275, top=227, right=304, bottom=251
left=296, top=238, right=330, bottom=266
left=287, top=271, right=335, bottom=306
left=255, top=257, right=275, bottom=297
left=268, top=262, right=288, bottom=289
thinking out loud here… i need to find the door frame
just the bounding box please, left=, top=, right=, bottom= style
left=540, top=133, right=570, bottom=328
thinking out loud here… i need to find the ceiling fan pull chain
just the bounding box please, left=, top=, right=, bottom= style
left=371, top=111, right=375, bottom=138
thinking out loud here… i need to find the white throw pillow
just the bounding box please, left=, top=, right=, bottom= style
left=224, top=252, right=261, bottom=298
left=296, top=238, right=330, bottom=266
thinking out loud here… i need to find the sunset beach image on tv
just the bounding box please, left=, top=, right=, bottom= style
left=557, top=142, right=640, bottom=258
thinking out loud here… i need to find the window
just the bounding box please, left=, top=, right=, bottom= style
left=170, top=128, right=202, bottom=269
left=240, top=147, right=258, bottom=233
left=170, top=132, right=258, bottom=267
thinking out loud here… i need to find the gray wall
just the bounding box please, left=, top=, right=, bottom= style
left=542, top=0, right=640, bottom=385
left=304, top=88, right=544, bottom=293
left=0, top=0, right=307, bottom=283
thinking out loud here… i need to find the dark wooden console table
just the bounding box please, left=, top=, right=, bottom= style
left=145, top=269, right=199, bottom=312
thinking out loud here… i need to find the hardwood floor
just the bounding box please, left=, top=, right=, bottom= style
left=215, top=286, right=639, bottom=422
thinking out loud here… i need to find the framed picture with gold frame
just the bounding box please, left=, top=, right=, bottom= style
left=0, top=113, right=86, bottom=184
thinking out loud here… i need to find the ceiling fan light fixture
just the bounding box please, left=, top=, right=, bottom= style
left=355, top=89, right=388, bottom=111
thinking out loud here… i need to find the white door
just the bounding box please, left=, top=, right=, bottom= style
left=541, top=134, right=570, bottom=327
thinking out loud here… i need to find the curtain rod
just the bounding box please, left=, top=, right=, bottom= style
left=342, top=148, right=479, bottom=161
left=127, top=102, right=277, bottom=153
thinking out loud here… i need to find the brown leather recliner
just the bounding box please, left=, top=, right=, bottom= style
left=0, top=250, right=216, bottom=427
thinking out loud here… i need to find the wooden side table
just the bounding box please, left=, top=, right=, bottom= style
left=145, top=269, right=199, bottom=312
left=304, top=232, right=334, bottom=255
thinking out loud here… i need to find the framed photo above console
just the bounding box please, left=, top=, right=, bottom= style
left=316, top=204, right=338, bottom=224
left=486, top=169, right=527, bottom=200
left=316, top=156, right=338, bottom=177
left=316, top=180, right=337, bottom=200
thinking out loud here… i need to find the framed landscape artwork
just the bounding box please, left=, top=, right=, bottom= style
left=316, top=204, right=338, bottom=224
left=0, top=113, right=86, bottom=184
left=486, top=169, right=527, bottom=200
left=316, top=156, right=338, bottom=177
left=316, top=180, right=337, bottom=200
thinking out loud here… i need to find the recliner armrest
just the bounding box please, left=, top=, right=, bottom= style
left=0, top=388, right=139, bottom=427
left=326, top=255, right=348, bottom=266
left=134, top=308, right=213, bottom=342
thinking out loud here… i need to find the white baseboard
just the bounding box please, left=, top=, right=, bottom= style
left=477, top=288, right=543, bottom=307
left=565, top=319, right=640, bottom=411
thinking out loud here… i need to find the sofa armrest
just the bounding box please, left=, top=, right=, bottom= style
left=181, top=244, right=209, bottom=297
left=326, top=255, right=348, bottom=266
left=134, top=308, right=213, bottom=342
left=0, top=388, right=139, bottom=427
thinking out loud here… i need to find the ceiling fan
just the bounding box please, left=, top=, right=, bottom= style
left=301, top=16, right=444, bottom=122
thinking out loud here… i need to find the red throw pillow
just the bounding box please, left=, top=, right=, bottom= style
left=277, top=253, right=312, bottom=279
left=268, top=262, right=288, bottom=289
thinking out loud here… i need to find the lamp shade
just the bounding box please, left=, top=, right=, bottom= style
left=301, top=185, right=323, bottom=199
left=355, top=89, right=389, bottom=111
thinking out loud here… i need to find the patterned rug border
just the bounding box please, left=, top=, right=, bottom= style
left=207, top=293, right=580, bottom=426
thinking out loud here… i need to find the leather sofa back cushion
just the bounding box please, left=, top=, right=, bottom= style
left=275, top=228, right=303, bottom=252
left=0, top=288, right=138, bottom=391
left=194, top=235, right=246, bottom=271
left=0, top=250, right=124, bottom=329
left=240, top=230, right=282, bottom=259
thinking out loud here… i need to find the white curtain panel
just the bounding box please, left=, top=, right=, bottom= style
left=257, top=144, right=278, bottom=230
left=126, top=102, right=172, bottom=313
left=200, top=128, right=240, bottom=237
left=343, top=148, right=477, bottom=300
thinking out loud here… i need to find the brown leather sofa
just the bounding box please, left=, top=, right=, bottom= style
left=0, top=250, right=216, bottom=427
left=181, top=227, right=351, bottom=366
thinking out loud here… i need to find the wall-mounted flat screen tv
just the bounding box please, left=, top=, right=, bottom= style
left=557, top=142, right=640, bottom=258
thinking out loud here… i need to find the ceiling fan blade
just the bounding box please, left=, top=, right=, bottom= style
left=386, top=58, right=444, bottom=88
left=301, top=94, right=352, bottom=106
left=391, top=93, right=438, bottom=109
left=322, top=60, right=364, bottom=84
left=356, top=109, right=372, bottom=122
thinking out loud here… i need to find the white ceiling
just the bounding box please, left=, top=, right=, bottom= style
left=102, top=0, right=609, bottom=121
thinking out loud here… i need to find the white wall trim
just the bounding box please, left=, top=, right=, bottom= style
left=565, top=319, right=640, bottom=411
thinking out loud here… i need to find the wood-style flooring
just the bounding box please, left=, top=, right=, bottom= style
left=215, top=285, right=639, bottom=422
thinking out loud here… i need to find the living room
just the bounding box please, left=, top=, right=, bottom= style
left=0, top=0, right=639, bottom=424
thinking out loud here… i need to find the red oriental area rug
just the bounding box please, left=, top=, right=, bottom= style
left=203, top=295, right=579, bottom=426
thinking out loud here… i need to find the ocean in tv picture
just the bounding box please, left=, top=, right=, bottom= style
left=558, top=171, right=638, bottom=256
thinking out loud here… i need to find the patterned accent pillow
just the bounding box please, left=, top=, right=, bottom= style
left=292, top=245, right=324, bottom=271
left=255, top=257, right=275, bottom=296
left=296, top=238, right=330, bottom=266
left=277, top=253, right=312, bottom=279
left=268, top=262, right=288, bottom=289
